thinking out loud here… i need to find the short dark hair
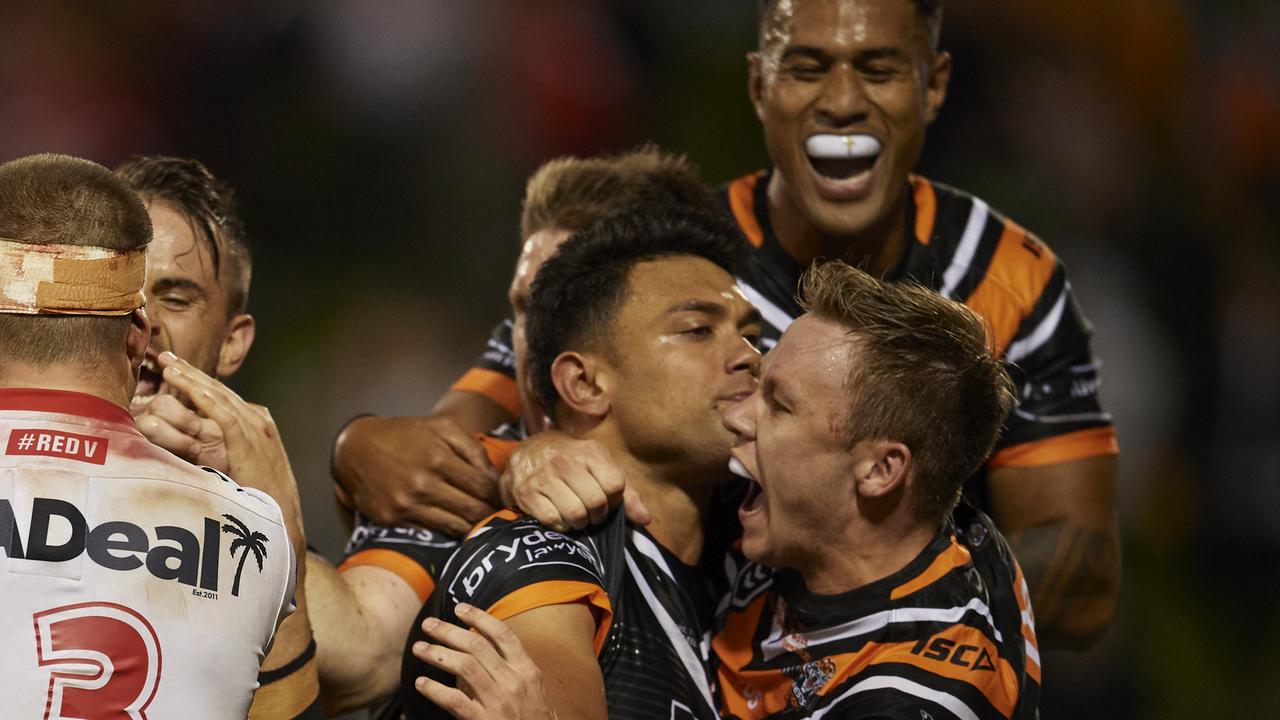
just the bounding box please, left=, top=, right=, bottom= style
left=759, top=0, right=943, bottom=52
left=115, top=155, right=252, bottom=315
left=526, top=204, right=745, bottom=414
left=0, top=153, right=151, bottom=366
left=521, top=144, right=716, bottom=240
left=799, top=261, right=1014, bottom=525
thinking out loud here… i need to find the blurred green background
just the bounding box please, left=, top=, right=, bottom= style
left=3, top=1, right=1277, bottom=717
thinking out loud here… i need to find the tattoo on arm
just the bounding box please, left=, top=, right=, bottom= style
left=1008, top=522, right=1120, bottom=644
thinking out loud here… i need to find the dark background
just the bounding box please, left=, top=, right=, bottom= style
left=3, top=1, right=1278, bottom=717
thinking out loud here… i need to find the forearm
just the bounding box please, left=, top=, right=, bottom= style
left=251, top=562, right=320, bottom=718
left=307, top=555, right=420, bottom=713
left=432, top=389, right=514, bottom=436
left=988, top=454, right=1121, bottom=651
left=1007, top=516, right=1121, bottom=650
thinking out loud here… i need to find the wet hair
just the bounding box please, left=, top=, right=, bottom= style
left=759, top=0, right=944, bottom=53
left=115, top=155, right=252, bottom=315
left=799, top=261, right=1014, bottom=525
left=520, top=144, right=716, bottom=240
left=0, top=153, right=151, bottom=366
left=526, top=204, right=744, bottom=414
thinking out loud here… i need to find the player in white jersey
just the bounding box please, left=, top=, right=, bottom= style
left=0, top=153, right=310, bottom=719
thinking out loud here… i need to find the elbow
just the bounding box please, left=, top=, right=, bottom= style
left=319, top=650, right=401, bottom=716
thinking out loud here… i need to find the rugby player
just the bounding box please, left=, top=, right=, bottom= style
left=416, top=262, right=1039, bottom=719
left=0, top=153, right=308, bottom=718
left=331, top=146, right=714, bottom=536
left=398, top=205, right=762, bottom=720
left=712, top=262, right=1038, bottom=718
left=313, top=148, right=713, bottom=715
left=114, top=156, right=321, bottom=717
left=351, top=0, right=1121, bottom=649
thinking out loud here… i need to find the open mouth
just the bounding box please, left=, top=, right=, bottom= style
left=136, top=356, right=163, bottom=398
left=805, top=133, right=882, bottom=185
left=730, top=456, right=766, bottom=514
left=740, top=479, right=765, bottom=513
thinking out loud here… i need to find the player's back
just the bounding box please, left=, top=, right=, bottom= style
left=1, top=389, right=295, bottom=719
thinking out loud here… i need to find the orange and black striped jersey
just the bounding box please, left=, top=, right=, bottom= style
left=396, top=509, right=721, bottom=720
left=336, top=422, right=524, bottom=603
left=723, top=170, right=1116, bottom=470
left=452, top=172, right=1115, bottom=476
left=713, top=503, right=1041, bottom=720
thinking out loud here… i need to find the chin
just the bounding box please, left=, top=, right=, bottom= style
left=805, top=195, right=886, bottom=239
left=739, top=531, right=772, bottom=566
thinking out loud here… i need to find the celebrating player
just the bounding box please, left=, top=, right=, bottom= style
left=398, top=204, right=761, bottom=719
left=353, top=0, right=1120, bottom=649
left=305, top=147, right=717, bottom=715
left=713, top=262, right=1038, bottom=718
left=410, top=262, right=1040, bottom=719
left=0, top=153, right=309, bottom=718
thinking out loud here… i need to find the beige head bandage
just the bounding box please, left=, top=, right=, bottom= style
left=0, top=238, right=146, bottom=316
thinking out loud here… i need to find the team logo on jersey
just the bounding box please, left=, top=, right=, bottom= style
left=0, top=496, right=269, bottom=598
left=221, top=514, right=269, bottom=597
left=784, top=657, right=835, bottom=709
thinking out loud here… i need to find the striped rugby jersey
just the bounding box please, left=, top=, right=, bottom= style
left=336, top=421, right=525, bottom=604
left=450, top=172, right=1116, bottom=477
left=713, top=502, right=1041, bottom=720
left=396, top=508, right=721, bottom=720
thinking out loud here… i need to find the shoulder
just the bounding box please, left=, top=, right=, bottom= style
left=437, top=511, right=608, bottom=610
left=915, top=176, right=1071, bottom=356
left=195, top=466, right=291, bottom=529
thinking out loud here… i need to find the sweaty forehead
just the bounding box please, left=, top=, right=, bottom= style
left=615, top=256, right=744, bottom=322
left=511, top=228, right=572, bottom=299
left=762, top=0, right=925, bottom=53
left=146, top=202, right=219, bottom=284
left=766, top=315, right=853, bottom=389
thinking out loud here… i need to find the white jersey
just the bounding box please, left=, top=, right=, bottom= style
left=0, top=389, right=296, bottom=720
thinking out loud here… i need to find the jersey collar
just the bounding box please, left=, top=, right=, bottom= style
left=0, top=388, right=136, bottom=428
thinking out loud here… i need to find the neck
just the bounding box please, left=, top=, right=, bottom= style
left=799, top=518, right=938, bottom=596
left=767, top=174, right=908, bottom=277
left=581, top=424, right=715, bottom=566
left=0, top=362, right=133, bottom=410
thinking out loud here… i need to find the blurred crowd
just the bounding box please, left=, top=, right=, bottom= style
left=2, top=1, right=1276, bottom=716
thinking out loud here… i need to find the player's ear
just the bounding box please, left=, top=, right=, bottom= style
left=550, top=351, right=610, bottom=420
left=126, top=307, right=151, bottom=373
left=216, top=313, right=255, bottom=378
left=851, top=439, right=911, bottom=500
left=747, top=51, right=767, bottom=121
left=924, top=50, right=951, bottom=125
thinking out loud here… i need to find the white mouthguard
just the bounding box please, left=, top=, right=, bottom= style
left=805, top=134, right=883, bottom=159
left=729, top=457, right=754, bottom=480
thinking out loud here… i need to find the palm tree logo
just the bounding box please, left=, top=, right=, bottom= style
left=222, top=514, right=269, bottom=597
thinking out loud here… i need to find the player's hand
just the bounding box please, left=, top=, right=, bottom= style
left=156, top=352, right=301, bottom=521
left=412, top=604, right=556, bottom=720
left=501, top=431, right=651, bottom=532
left=131, top=393, right=229, bottom=472
left=332, top=415, right=500, bottom=536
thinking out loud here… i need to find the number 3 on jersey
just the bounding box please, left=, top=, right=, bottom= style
left=33, top=602, right=162, bottom=720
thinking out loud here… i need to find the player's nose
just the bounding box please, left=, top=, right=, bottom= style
left=814, top=63, right=869, bottom=128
